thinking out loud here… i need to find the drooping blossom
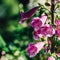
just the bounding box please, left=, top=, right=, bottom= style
left=48, top=56, right=55, bottom=60
left=20, top=6, right=38, bottom=23
left=33, top=24, right=55, bottom=40
left=33, top=25, right=46, bottom=40
left=55, top=20, right=60, bottom=26
left=31, top=15, right=47, bottom=31
left=27, top=42, right=45, bottom=57
left=56, top=26, right=60, bottom=39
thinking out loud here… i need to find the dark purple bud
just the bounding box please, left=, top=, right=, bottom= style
left=20, top=6, right=38, bottom=23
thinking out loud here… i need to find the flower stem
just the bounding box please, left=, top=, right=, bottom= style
left=49, top=36, right=56, bottom=53
left=51, top=0, right=55, bottom=25
left=50, top=0, right=56, bottom=53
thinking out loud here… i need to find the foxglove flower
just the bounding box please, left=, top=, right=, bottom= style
left=31, top=15, right=47, bottom=31
left=33, top=24, right=55, bottom=40
left=55, top=20, right=60, bottom=26
left=27, top=42, right=45, bottom=57
left=42, top=24, right=55, bottom=37
left=56, top=26, right=60, bottom=39
left=48, top=56, right=55, bottom=60
left=20, top=7, right=38, bottom=23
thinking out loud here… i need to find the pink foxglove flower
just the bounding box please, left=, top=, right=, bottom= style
left=48, top=56, right=55, bottom=60
left=27, top=42, right=45, bottom=57
left=20, top=7, right=38, bottom=23
left=55, top=20, right=60, bottom=26
left=31, top=15, right=47, bottom=31
left=33, top=24, right=55, bottom=40
left=42, top=24, right=55, bottom=37
left=55, top=20, right=60, bottom=39
left=56, top=26, right=60, bottom=39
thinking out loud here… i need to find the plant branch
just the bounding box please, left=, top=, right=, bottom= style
left=51, top=0, right=55, bottom=24
left=50, top=0, right=56, bottom=53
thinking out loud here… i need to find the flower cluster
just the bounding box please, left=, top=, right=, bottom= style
left=20, top=1, right=60, bottom=59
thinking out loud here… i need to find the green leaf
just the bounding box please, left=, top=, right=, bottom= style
left=0, top=35, right=6, bottom=47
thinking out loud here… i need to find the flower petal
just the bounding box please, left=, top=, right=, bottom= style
left=55, top=20, right=60, bottom=26
left=31, top=15, right=47, bottom=31
left=35, top=42, right=45, bottom=53
left=32, top=17, right=42, bottom=31
left=42, top=24, right=55, bottom=37
left=27, top=43, right=37, bottom=57
left=56, top=26, right=60, bottom=39
left=33, top=31, right=40, bottom=40
left=40, top=15, right=48, bottom=26
left=48, top=56, right=55, bottom=60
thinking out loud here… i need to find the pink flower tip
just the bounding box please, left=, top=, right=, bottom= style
left=55, top=20, right=60, bottom=26
left=48, top=56, right=55, bottom=60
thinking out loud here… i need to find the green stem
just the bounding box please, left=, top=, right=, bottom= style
left=49, top=36, right=56, bottom=53
left=51, top=0, right=55, bottom=24
left=50, top=0, right=56, bottom=53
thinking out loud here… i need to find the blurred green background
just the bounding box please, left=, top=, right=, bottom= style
left=0, top=0, right=60, bottom=60
left=0, top=0, right=38, bottom=60
left=0, top=0, right=33, bottom=60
